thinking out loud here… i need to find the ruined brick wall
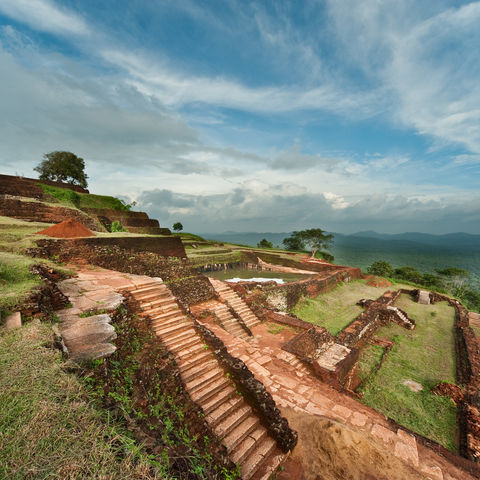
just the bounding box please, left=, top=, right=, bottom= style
left=0, top=173, right=88, bottom=196
left=33, top=236, right=186, bottom=258
left=263, top=270, right=356, bottom=311
left=0, top=196, right=104, bottom=231
left=336, top=291, right=403, bottom=349
left=82, top=207, right=170, bottom=235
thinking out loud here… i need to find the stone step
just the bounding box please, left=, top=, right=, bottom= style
left=206, top=395, right=244, bottom=427
left=140, top=304, right=179, bottom=319
left=190, top=376, right=231, bottom=404
left=187, top=367, right=224, bottom=393
left=181, top=359, right=218, bottom=383
left=231, top=426, right=267, bottom=465
left=140, top=296, right=172, bottom=310
left=178, top=350, right=213, bottom=372
left=223, top=414, right=259, bottom=452
left=162, top=326, right=197, bottom=345
left=254, top=449, right=285, bottom=480
left=167, top=334, right=201, bottom=353
left=215, top=404, right=252, bottom=439
left=151, top=315, right=186, bottom=330
left=241, top=437, right=277, bottom=480
left=202, top=385, right=237, bottom=415
left=152, top=322, right=192, bottom=340
left=129, top=283, right=165, bottom=297
left=173, top=343, right=206, bottom=362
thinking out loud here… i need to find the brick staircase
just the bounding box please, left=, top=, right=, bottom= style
left=209, top=279, right=260, bottom=329
left=209, top=302, right=251, bottom=340
left=125, top=280, right=285, bottom=479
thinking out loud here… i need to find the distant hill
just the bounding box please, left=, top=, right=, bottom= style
left=198, top=230, right=480, bottom=288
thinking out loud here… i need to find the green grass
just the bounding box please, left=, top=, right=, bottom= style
left=0, top=252, right=43, bottom=311
left=38, top=183, right=128, bottom=211
left=357, top=344, right=385, bottom=383
left=359, top=294, right=457, bottom=451
left=0, top=216, right=53, bottom=253
left=292, top=279, right=411, bottom=335
left=0, top=323, right=156, bottom=479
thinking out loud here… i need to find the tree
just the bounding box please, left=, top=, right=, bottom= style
left=283, top=229, right=334, bottom=257
left=298, top=228, right=334, bottom=258
left=257, top=238, right=273, bottom=249
left=172, top=222, right=183, bottom=232
left=367, top=260, right=394, bottom=277
left=283, top=232, right=305, bottom=251
left=35, top=151, right=88, bottom=188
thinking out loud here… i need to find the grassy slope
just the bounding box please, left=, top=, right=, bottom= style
left=0, top=252, right=43, bottom=311
left=38, top=183, right=129, bottom=211
left=292, top=279, right=411, bottom=335
left=359, top=294, right=457, bottom=451
left=0, top=323, right=155, bottom=480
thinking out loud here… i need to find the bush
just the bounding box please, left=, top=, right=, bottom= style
left=110, top=221, right=125, bottom=233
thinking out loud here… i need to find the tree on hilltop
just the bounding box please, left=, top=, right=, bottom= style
left=35, top=151, right=88, bottom=188
left=283, top=229, right=334, bottom=258
left=173, top=222, right=183, bottom=232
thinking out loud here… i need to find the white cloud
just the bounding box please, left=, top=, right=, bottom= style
left=0, top=0, right=89, bottom=36
left=101, top=49, right=379, bottom=117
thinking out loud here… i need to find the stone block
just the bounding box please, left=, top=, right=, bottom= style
left=3, top=312, right=21, bottom=330
left=421, top=464, right=443, bottom=480
left=394, top=430, right=419, bottom=467
left=371, top=424, right=396, bottom=444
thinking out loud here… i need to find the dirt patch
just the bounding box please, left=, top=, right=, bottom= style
left=254, top=321, right=300, bottom=349
left=365, top=275, right=392, bottom=288
left=282, top=408, right=424, bottom=480
left=37, top=218, right=94, bottom=238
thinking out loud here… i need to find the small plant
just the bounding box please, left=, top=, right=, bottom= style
left=110, top=220, right=125, bottom=233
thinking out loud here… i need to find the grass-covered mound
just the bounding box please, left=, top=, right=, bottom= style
left=39, top=183, right=129, bottom=211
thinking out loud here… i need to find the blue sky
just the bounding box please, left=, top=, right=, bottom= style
left=0, top=0, right=479, bottom=234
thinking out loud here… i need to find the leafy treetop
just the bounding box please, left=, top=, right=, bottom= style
left=35, top=151, right=88, bottom=188
left=283, top=229, right=334, bottom=258
left=257, top=238, right=273, bottom=249
left=172, top=222, right=183, bottom=232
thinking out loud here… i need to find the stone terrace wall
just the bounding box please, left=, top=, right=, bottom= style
left=0, top=196, right=104, bottom=231
left=0, top=173, right=88, bottom=196
left=82, top=207, right=171, bottom=235
left=33, top=236, right=187, bottom=259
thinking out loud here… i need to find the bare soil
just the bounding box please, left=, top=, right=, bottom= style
left=281, top=408, right=425, bottom=480
left=36, top=218, right=94, bottom=238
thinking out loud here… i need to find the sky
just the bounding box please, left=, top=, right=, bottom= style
left=0, top=0, right=479, bottom=234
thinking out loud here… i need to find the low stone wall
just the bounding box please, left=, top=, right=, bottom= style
left=264, top=311, right=312, bottom=330
left=263, top=270, right=358, bottom=312
left=0, top=196, right=104, bottom=231
left=33, top=236, right=186, bottom=258
left=336, top=291, right=403, bottom=349
left=192, top=319, right=298, bottom=453
left=282, top=326, right=334, bottom=361
left=167, top=276, right=217, bottom=307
